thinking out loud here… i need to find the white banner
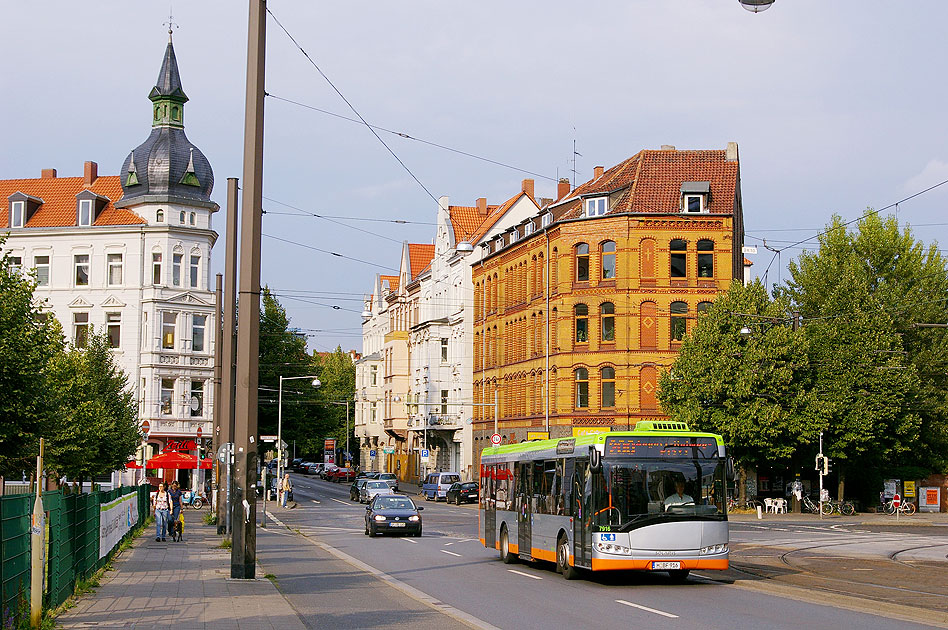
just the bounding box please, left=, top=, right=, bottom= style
left=99, top=492, right=139, bottom=559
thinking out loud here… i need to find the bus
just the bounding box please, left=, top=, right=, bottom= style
left=479, top=421, right=731, bottom=580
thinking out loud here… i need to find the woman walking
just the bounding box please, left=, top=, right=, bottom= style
left=153, top=482, right=172, bottom=542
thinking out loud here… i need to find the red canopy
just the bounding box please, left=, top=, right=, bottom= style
left=145, top=451, right=201, bottom=470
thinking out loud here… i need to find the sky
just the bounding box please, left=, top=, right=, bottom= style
left=3, top=1, right=948, bottom=353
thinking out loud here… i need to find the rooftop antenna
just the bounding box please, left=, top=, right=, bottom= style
left=571, top=128, right=582, bottom=188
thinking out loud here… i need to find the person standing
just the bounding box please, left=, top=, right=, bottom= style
left=153, top=483, right=171, bottom=542
left=169, top=481, right=184, bottom=537
left=281, top=473, right=292, bottom=507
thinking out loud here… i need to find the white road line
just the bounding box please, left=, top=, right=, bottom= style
left=444, top=542, right=454, bottom=546
left=330, top=498, right=350, bottom=506
left=440, top=550, right=462, bottom=557
left=507, top=569, right=542, bottom=580
left=401, top=537, right=419, bottom=544
left=616, top=600, right=679, bottom=619
left=312, top=500, right=320, bottom=504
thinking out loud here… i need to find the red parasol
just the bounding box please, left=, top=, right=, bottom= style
left=145, top=450, right=200, bottom=469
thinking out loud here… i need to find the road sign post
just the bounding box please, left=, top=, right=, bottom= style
left=490, top=433, right=502, bottom=446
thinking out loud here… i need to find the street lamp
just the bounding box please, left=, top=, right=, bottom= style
left=278, top=375, right=320, bottom=484
left=739, top=0, right=775, bottom=12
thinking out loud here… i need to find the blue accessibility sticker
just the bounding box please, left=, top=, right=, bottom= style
left=599, top=533, right=616, bottom=541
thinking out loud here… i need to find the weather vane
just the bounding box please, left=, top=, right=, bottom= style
left=163, top=5, right=178, bottom=41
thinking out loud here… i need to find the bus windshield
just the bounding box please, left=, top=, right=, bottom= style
left=593, top=459, right=726, bottom=531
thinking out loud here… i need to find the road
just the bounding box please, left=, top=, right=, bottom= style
left=255, top=473, right=947, bottom=630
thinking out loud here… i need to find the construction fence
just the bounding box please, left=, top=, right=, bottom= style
left=0, top=484, right=149, bottom=626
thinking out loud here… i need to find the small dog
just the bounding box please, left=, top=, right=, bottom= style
left=170, top=515, right=184, bottom=542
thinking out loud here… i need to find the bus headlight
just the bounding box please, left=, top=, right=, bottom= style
left=594, top=542, right=632, bottom=555
left=700, top=543, right=728, bottom=555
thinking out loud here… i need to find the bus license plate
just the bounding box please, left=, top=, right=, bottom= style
left=651, top=561, right=680, bottom=570
left=389, top=522, right=406, bottom=527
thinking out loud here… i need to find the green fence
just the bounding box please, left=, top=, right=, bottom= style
left=0, top=485, right=148, bottom=626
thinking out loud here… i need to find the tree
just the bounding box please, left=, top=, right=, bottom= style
left=45, top=330, right=140, bottom=484
left=312, top=346, right=356, bottom=461
left=0, top=238, right=64, bottom=477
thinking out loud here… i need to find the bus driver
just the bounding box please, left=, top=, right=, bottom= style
left=663, top=479, right=694, bottom=510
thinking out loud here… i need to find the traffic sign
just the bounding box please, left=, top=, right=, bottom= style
left=490, top=433, right=502, bottom=446
left=383, top=447, right=395, bottom=454
left=260, top=435, right=278, bottom=442
left=141, top=420, right=150, bottom=436
left=369, top=449, right=377, bottom=458
left=893, top=493, right=901, bottom=508
left=196, top=426, right=203, bottom=439
left=420, top=448, right=430, bottom=462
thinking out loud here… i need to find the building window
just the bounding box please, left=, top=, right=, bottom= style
left=371, top=403, right=377, bottom=423
left=11, top=201, right=25, bottom=228
left=156, top=209, right=164, bottom=223
left=192, top=314, right=206, bottom=352
left=670, top=301, right=688, bottom=342
left=190, top=255, right=200, bottom=288
left=441, top=389, right=449, bottom=415
left=78, top=199, right=92, bottom=226
left=106, top=312, right=121, bottom=348
left=441, top=338, right=448, bottom=362
left=524, top=222, right=534, bottom=236
left=585, top=197, right=607, bottom=217
left=74, top=254, right=90, bottom=286
left=370, top=365, right=378, bottom=386
left=7, top=256, right=22, bottom=275
left=34, top=255, right=49, bottom=286
left=575, top=304, right=589, bottom=343
left=74, top=312, right=89, bottom=347
left=574, top=368, right=589, bottom=408
left=162, top=312, right=176, bottom=349
left=172, top=254, right=183, bottom=286
left=189, top=212, right=196, bottom=225
left=575, top=243, right=589, bottom=282
left=190, top=380, right=204, bottom=417
left=684, top=195, right=703, bottom=213
left=601, top=302, right=615, bottom=342
left=179, top=211, right=186, bottom=224
left=161, top=379, right=175, bottom=415
left=152, top=253, right=162, bottom=285
left=542, top=213, right=552, bottom=227
left=697, top=301, right=713, bottom=315
left=601, top=241, right=616, bottom=280
left=601, top=366, right=616, bottom=408
left=697, top=240, right=714, bottom=278
left=107, top=253, right=123, bottom=286
left=670, top=239, right=687, bottom=278
left=511, top=228, right=519, bottom=242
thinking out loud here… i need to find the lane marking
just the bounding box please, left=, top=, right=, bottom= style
left=444, top=542, right=454, bottom=546
left=312, top=500, right=321, bottom=504
left=507, top=569, right=542, bottom=580
left=440, top=550, right=462, bottom=557
left=401, top=537, right=419, bottom=544
left=330, top=498, right=350, bottom=506
left=616, top=600, right=679, bottom=619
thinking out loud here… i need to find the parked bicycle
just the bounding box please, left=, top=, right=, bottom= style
left=727, top=496, right=762, bottom=512
left=884, top=499, right=916, bottom=515
left=801, top=495, right=822, bottom=514
left=822, top=499, right=856, bottom=516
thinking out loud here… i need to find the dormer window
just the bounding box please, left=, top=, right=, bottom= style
left=511, top=228, right=519, bottom=242
left=542, top=212, right=552, bottom=227
left=585, top=197, right=607, bottom=217
left=680, top=181, right=710, bottom=213
left=10, top=201, right=25, bottom=228
left=523, top=222, right=534, bottom=236
left=78, top=199, right=93, bottom=226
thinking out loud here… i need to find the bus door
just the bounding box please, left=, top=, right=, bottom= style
left=572, top=459, right=592, bottom=568
left=484, top=465, right=495, bottom=549
left=517, top=461, right=532, bottom=559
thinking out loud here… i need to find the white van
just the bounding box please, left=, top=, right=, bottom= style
left=421, top=472, right=461, bottom=501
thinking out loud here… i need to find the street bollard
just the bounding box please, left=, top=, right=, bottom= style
left=756, top=505, right=763, bottom=520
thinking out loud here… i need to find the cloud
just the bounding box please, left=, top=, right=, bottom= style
left=904, top=159, right=948, bottom=193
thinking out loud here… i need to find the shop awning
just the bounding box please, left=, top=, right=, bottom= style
left=145, top=451, right=211, bottom=470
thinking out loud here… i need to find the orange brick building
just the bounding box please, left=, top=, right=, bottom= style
left=471, top=144, right=745, bottom=465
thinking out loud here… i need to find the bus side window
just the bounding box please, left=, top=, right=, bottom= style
left=563, top=458, right=575, bottom=517
left=554, top=459, right=566, bottom=515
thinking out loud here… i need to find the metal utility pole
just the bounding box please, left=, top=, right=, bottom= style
left=212, top=273, right=222, bottom=513
left=231, top=0, right=266, bottom=580
left=217, top=177, right=239, bottom=535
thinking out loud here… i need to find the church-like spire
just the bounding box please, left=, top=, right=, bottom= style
left=148, top=37, right=188, bottom=128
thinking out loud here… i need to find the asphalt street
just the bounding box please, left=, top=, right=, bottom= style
left=256, top=473, right=947, bottom=630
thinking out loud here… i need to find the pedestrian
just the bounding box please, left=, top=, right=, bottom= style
left=281, top=473, right=292, bottom=507
left=152, top=482, right=171, bottom=542
left=169, top=481, right=183, bottom=533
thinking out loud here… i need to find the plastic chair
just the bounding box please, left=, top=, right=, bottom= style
left=764, top=498, right=775, bottom=513
left=775, top=498, right=787, bottom=513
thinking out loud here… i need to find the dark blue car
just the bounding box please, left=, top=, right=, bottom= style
left=365, top=494, right=423, bottom=537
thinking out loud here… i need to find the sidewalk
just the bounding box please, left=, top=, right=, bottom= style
left=728, top=508, right=948, bottom=526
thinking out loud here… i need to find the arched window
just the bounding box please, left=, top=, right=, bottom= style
left=551, top=248, right=559, bottom=292
left=670, top=301, right=688, bottom=341
left=601, top=366, right=616, bottom=408
left=575, top=243, right=590, bottom=282
left=600, top=302, right=615, bottom=342
left=551, top=307, right=558, bottom=349
left=697, top=301, right=713, bottom=315
left=575, top=304, right=589, bottom=343
left=601, top=241, right=616, bottom=280
left=697, top=240, right=714, bottom=278
left=156, top=209, right=164, bottom=223
left=190, top=212, right=196, bottom=226
left=574, top=368, right=589, bottom=408
left=670, top=239, right=687, bottom=278
left=179, top=211, right=186, bottom=224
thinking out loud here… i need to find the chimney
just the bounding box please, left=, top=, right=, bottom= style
left=41, top=168, right=57, bottom=179
left=476, top=197, right=488, bottom=216
left=660, top=145, right=676, bottom=151
left=593, top=166, right=604, bottom=179
left=83, top=161, right=98, bottom=186
left=556, top=178, right=571, bottom=201
left=726, top=141, right=739, bottom=162
left=521, top=178, right=535, bottom=200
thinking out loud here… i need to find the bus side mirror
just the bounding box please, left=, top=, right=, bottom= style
left=726, top=458, right=735, bottom=483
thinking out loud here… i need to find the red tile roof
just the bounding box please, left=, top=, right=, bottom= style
left=554, top=149, right=738, bottom=219
left=380, top=274, right=400, bottom=294
left=0, top=175, right=145, bottom=228
left=408, top=243, right=435, bottom=279
left=449, top=191, right=537, bottom=246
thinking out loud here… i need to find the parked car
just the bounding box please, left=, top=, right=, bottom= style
left=445, top=481, right=479, bottom=505
left=298, top=461, right=314, bottom=474
left=291, top=458, right=304, bottom=471
left=364, top=494, right=423, bottom=537
left=350, top=478, right=370, bottom=501
left=307, top=462, right=325, bottom=476
left=320, top=465, right=339, bottom=480
left=421, top=472, right=461, bottom=501
left=356, top=471, right=379, bottom=480
left=332, top=467, right=357, bottom=483
left=360, top=480, right=395, bottom=504
left=377, top=472, right=398, bottom=493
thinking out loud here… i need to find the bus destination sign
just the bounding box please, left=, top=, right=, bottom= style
left=605, top=436, right=717, bottom=459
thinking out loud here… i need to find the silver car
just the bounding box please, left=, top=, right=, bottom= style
left=360, top=480, right=395, bottom=504
left=377, top=472, right=398, bottom=493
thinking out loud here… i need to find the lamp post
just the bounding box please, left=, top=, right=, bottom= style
left=277, top=375, right=320, bottom=485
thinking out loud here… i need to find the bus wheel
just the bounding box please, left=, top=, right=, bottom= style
left=557, top=535, right=578, bottom=580
left=500, top=528, right=516, bottom=564
left=668, top=569, right=690, bottom=582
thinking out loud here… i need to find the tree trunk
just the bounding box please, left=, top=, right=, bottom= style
left=837, top=471, right=845, bottom=502
left=738, top=465, right=747, bottom=504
